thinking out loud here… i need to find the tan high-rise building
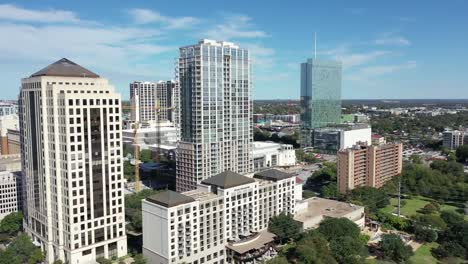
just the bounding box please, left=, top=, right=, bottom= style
left=337, top=143, right=403, bottom=193
left=19, top=58, right=127, bottom=263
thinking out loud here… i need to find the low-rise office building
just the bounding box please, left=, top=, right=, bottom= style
left=337, top=143, right=403, bottom=193
left=122, top=121, right=178, bottom=149
left=443, top=129, right=468, bottom=150
left=0, top=114, right=19, bottom=155
left=142, top=169, right=298, bottom=264
left=306, top=123, right=372, bottom=152
left=0, top=171, right=22, bottom=220
left=253, top=141, right=296, bottom=171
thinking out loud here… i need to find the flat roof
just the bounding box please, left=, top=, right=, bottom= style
left=183, top=189, right=219, bottom=202
left=226, top=231, right=276, bottom=254
left=253, top=169, right=294, bottom=182
left=294, top=197, right=363, bottom=223
left=147, top=190, right=195, bottom=208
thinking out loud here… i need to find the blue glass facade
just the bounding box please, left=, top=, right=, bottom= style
left=300, top=59, right=342, bottom=146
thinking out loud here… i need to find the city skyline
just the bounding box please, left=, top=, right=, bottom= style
left=1, top=1, right=468, bottom=100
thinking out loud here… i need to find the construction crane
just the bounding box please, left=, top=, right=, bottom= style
left=122, top=102, right=175, bottom=192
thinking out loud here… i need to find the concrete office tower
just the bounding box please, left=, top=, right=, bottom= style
left=19, top=58, right=127, bottom=263
left=176, top=40, right=253, bottom=191
left=0, top=171, right=22, bottom=220
left=130, top=80, right=178, bottom=124
left=337, top=143, right=403, bottom=193
left=300, top=59, right=342, bottom=147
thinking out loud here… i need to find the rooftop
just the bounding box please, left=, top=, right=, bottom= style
left=201, top=171, right=255, bottom=189
left=226, top=231, right=276, bottom=254
left=253, top=169, right=294, bottom=182
left=30, top=58, right=100, bottom=78
left=294, top=197, right=364, bottom=223
left=183, top=189, right=219, bottom=202
left=146, top=190, right=195, bottom=208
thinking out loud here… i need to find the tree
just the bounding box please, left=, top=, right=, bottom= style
left=294, top=232, right=337, bottom=264
left=0, top=212, right=23, bottom=235
left=133, top=254, right=147, bottom=264
left=414, top=226, right=437, bottom=242
left=320, top=183, right=342, bottom=199
left=440, top=210, right=464, bottom=226
left=268, top=213, right=302, bottom=243
left=347, top=187, right=390, bottom=213
left=329, top=236, right=368, bottom=264
left=420, top=203, right=438, bottom=214
left=96, top=257, right=112, bottom=264
left=409, top=154, right=423, bottom=164
left=265, top=256, right=289, bottom=264
left=0, top=249, right=20, bottom=264
left=317, top=217, right=361, bottom=241
left=139, top=149, right=152, bottom=163
left=455, top=144, right=468, bottom=163
left=432, top=242, right=466, bottom=259
left=6, top=234, right=43, bottom=264
left=379, top=234, right=413, bottom=263
left=124, top=161, right=135, bottom=181
left=411, top=214, right=447, bottom=230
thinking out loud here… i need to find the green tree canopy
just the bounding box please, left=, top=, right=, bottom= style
left=294, top=232, right=337, bottom=264
left=329, top=236, right=368, bottom=264
left=139, top=149, right=152, bottom=163
left=317, top=217, right=361, bottom=241
left=455, top=144, right=468, bottom=163
left=268, top=213, right=302, bottom=243
left=347, top=186, right=390, bottom=213
left=6, top=234, right=43, bottom=264
left=379, top=234, right=413, bottom=263
left=0, top=212, right=23, bottom=235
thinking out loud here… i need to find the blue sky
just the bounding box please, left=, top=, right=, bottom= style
left=1, top=0, right=467, bottom=100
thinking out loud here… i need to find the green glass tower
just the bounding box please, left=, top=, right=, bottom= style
left=300, top=59, right=342, bottom=147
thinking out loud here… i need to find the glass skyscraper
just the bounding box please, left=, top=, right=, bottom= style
left=176, top=40, right=253, bottom=191
left=300, top=59, right=342, bottom=147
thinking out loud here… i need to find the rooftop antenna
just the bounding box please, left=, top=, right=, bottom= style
left=314, top=32, right=317, bottom=59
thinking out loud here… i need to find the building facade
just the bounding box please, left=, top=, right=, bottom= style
left=337, top=143, right=403, bottom=193
left=300, top=59, right=342, bottom=147
left=130, top=80, right=179, bottom=124
left=0, top=114, right=19, bottom=155
left=142, top=169, right=298, bottom=264
left=443, top=129, right=468, bottom=150
left=19, top=58, right=127, bottom=263
left=0, top=171, right=22, bottom=220
left=176, top=40, right=253, bottom=191
left=312, top=124, right=372, bottom=152
left=0, top=102, right=18, bottom=116
left=253, top=141, right=296, bottom=171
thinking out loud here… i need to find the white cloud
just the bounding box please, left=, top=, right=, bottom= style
left=347, top=61, right=417, bottom=82
left=323, top=47, right=390, bottom=68
left=0, top=22, right=173, bottom=77
left=374, top=32, right=411, bottom=46
left=0, top=4, right=81, bottom=23
left=359, top=61, right=416, bottom=75
left=127, top=8, right=199, bottom=29
left=203, top=14, right=268, bottom=40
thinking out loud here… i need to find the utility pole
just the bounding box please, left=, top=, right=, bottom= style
left=397, top=178, right=401, bottom=216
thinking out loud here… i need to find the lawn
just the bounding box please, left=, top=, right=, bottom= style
left=409, top=242, right=438, bottom=264
left=381, top=196, right=468, bottom=220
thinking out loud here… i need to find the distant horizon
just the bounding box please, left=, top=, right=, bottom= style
left=1, top=1, right=468, bottom=99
